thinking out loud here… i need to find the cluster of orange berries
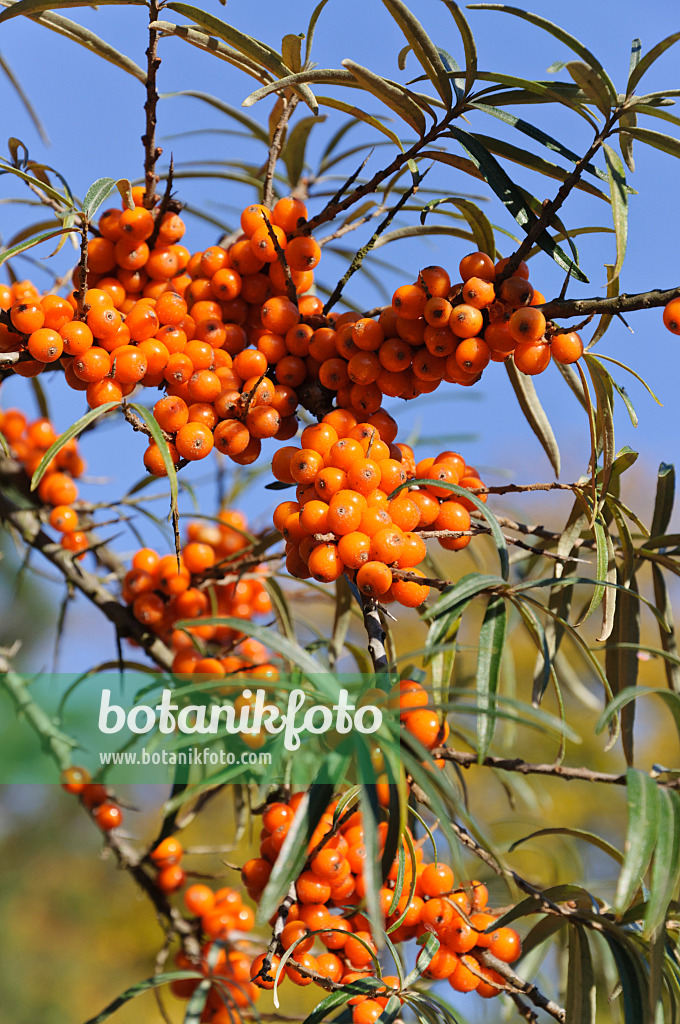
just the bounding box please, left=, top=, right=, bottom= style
left=350, top=252, right=583, bottom=396
left=270, top=406, right=485, bottom=607
left=0, top=406, right=91, bottom=557
left=122, top=509, right=279, bottom=683
left=171, top=880, right=260, bottom=1023
left=239, top=793, right=520, bottom=1011
left=60, top=765, right=124, bottom=830
left=0, top=190, right=325, bottom=473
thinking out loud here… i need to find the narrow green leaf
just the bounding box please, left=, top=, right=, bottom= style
left=152, top=21, right=275, bottom=82
left=162, top=90, right=269, bottom=142
left=605, top=573, right=640, bottom=763
left=619, top=110, right=637, bottom=173
left=468, top=5, right=617, bottom=103
left=471, top=131, right=608, bottom=200
left=602, top=931, right=647, bottom=1024
left=585, top=354, right=615, bottom=503
left=404, top=933, right=440, bottom=987
left=603, top=144, right=628, bottom=280
left=509, top=826, right=623, bottom=864
left=476, top=595, right=506, bottom=761
left=623, top=126, right=680, bottom=160
left=651, top=565, right=680, bottom=693
left=565, top=61, right=612, bottom=115
left=129, top=403, right=180, bottom=553
left=359, top=783, right=385, bottom=950
left=505, top=360, right=560, bottom=476
left=594, top=353, right=663, bottom=406
left=304, top=0, right=331, bottom=66
left=242, top=68, right=355, bottom=106
left=380, top=0, right=452, bottom=105
left=30, top=403, right=118, bottom=491
left=283, top=115, right=326, bottom=187
left=0, top=0, right=146, bottom=23
left=316, top=96, right=403, bottom=149
left=372, top=224, right=474, bottom=247
left=615, top=768, right=661, bottom=915
left=183, top=979, right=211, bottom=1024
left=82, top=176, right=129, bottom=220
left=627, top=31, right=680, bottom=95
left=329, top=575, right=354, bottom=669
left=0, top=51, right=48, bottom=143
left=470, top=100, right=616, bottom=187
left=566, top=925, right=597, bottom=1024
left=165, top=3, right=318, bottom=112
left=644, top=788, right=680, bottom=936
left=629, top=38, right=642, bottom=78
left=419, top=149, right=484, bottom=181
left=341, top=59, right=427, bottom=135
left=446, top=126, right=588, bottom=281
left=0, top=225, right=73, bottom=266
left=651, top=463, right=675, bottom=538
left=82, top=971, right=203, bottom=1024
left=440, top=0, right=477, bottom=96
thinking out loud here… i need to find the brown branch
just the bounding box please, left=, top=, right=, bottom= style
left=477, top=951, right=566, bottom=1023
left=263, top=96, right=299, bottom=210
left=147, top=154, right=176, bottom=249
left=431, top=746, right=680, bottom=790
left=75, top=216, right=90, bottom=322
left=0, top=481, right=174, bottom=671
left=143, top=0, right=162, bottom=210
left=539, top=285, right=680, bottom=321
left=302, top=106, right=460, bottom=237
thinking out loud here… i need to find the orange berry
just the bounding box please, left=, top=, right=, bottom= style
left=509, top=306, right=546, bottom=344
left=307, top=542, right=344, bottom=583
left=175, top=422, right=214, bottom=461
left=550, top=330, right=583, bottom=364
left=513, top=340, right=551, bottom=375
left=356, top=561, right=392, bottom=597
left=663, top=298, right=680, bottom=334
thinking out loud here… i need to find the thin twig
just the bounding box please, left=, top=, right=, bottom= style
left=477, top=951, right=566, bottom=1023
left=0, top=481, right=174, bottom=670
left=263, top=96, right=299, bottom=210
left=431, top=746, right=680, bottom=790
left=143, top=0, right=162, bottom=209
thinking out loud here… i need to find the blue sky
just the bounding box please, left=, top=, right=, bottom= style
left=1, top=0, right=679, bottom=668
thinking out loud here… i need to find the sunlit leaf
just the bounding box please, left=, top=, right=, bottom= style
left=283, top=115, right=326, bottom=187
left=623, top=126, right=680, bottom=160
left=468, top=5, right=617, bottom=104
left=627, top=30, right=680, bottom=95
left=165, top=3, right=318, bottom=111
left=615, top=768, right=661, bottom=914
left=603, top=144, right=628, bottom=280
left=565, top=61, right=611, bottom=116
left=380, top=0, right=452, bottom=105
left=341, top=59, right=427, bottom=135
left=440, top=0, right=477, bottom=96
